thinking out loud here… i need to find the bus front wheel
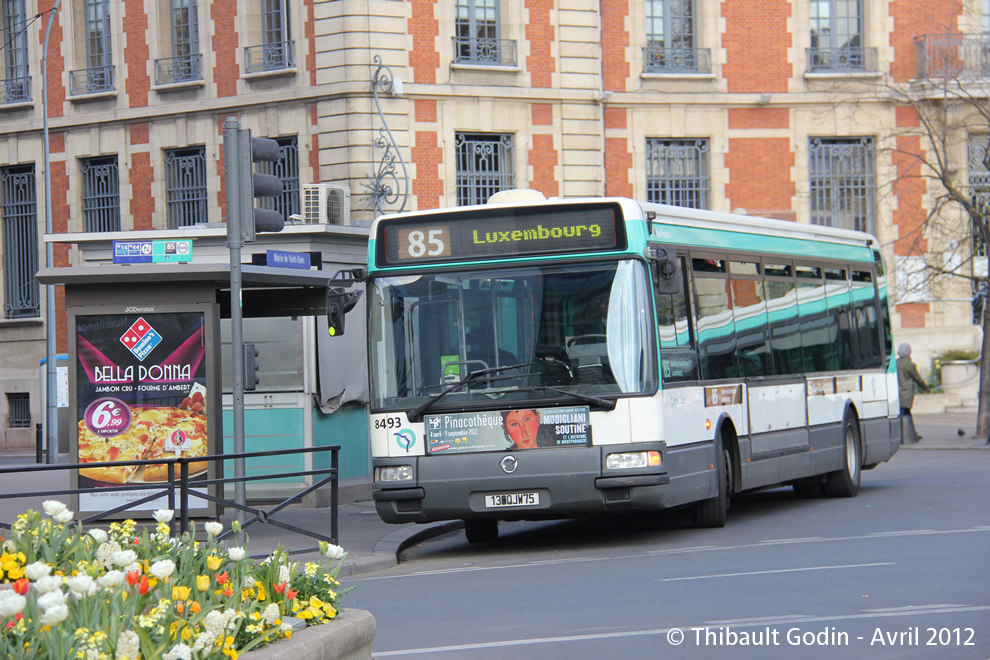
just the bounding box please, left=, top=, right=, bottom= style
left=464, top=518, right=499, bottom=543
left=693, top=436, right=728, bottom=528
left=824, top=414, right=861, bottom=498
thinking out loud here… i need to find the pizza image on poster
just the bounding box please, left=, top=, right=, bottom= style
left=75, top=313, right=209, bottom=487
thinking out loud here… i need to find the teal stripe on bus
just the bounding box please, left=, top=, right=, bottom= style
left=655, top=224, right=874, bottom=263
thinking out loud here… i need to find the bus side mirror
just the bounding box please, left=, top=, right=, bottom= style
left=327, top=289, right=362, bottom=337
left=326, top=269, right=365, bottom=337
left=648, top=245, right=680, bottom=295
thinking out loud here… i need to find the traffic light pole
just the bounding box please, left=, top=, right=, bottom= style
left=222, top=118, right=247, bottom=537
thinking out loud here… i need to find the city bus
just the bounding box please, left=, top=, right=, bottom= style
left=350, top=190, right=900, bottom=542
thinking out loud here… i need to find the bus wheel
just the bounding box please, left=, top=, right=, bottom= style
left=693, top=437, right=727, bottom=528
left=824, top=414, right=861, bottom=498
left=464, top=518, right=499, bottom=543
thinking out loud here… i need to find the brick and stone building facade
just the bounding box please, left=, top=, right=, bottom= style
left=0, top=0, right=986, bottom=446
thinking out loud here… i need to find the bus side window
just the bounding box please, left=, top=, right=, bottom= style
left=851, top=270, right=882, bottom=368
left=693, top=273, right=738, bottom=381
left=657, top=258, right=698, bottom=382
left=656, top=259, right=691, bottom=349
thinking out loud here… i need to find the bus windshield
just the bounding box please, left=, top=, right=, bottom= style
left=368, top=259, right=656, bottom=410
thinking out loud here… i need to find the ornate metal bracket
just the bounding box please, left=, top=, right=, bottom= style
left=363, top=55, right=409, bottom=216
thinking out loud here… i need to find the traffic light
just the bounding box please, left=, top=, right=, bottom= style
left=326, top=288, right=362, bottom=337
left=223, top=119, right=284, bottom=243
left=244, top=342, right=260, bottom=391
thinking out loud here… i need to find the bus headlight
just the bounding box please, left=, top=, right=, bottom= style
left=606, top=451, right=662, bottom=470
left=375, top=465, right=414, bottom=482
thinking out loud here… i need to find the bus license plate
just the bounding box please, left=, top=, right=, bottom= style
left=485, top=492, right=539, bottom=508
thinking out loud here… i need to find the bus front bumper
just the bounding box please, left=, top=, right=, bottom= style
left=372, top=442, right=670, bottom=524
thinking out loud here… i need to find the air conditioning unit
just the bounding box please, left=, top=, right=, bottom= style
left=301, top=183, right=350, bottom=225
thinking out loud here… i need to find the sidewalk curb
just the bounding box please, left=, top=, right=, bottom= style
left=334, top=520, right=465, bottom=579
left=241, top=607, right=376, bottom=660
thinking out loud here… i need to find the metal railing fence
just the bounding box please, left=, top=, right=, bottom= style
left=0, top=445, right=340, bottom=552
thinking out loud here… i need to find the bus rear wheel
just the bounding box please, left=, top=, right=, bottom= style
left=693, top=437, right=728, bottom=528
left=464, top=518, right=499, bottom=543
left=824, top=414, right=861, bottom=498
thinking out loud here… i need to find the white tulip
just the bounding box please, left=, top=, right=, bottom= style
left=24, top=561, right=51, bottom=581
left=227, top=547, right=246, bottom=562
left=88, top=529, right=108, bottom=544
left=153, top=509, right=174, bottom=524
left=110, top=550, right=138, bottom=568
left=34, top=575, right=63, bottom=594
left=97, top=570, right=125, bottom=589
left=36, top=590, right=68, bottom=610
left=40, top=603, right=69, bottom=625
left=322, top=543, right=345, bottom=560
left=150, top=559, right=176, bottom=580
left=52, top=509, right=74, bottom=524
left=67, top=575, right=94, bottom=595
left=42, top=500, right=67, bottom=517
left=0, top=592, right=26, bottom=617
left=204, top=522, right=223, bottom=538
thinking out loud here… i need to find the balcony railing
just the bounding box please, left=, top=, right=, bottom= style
left=452, top=37, right=517, bottom=66
left=69, top=65, right=115, bottom=95
left=2, top=76, right=31, bottom=104
left=244, top=41, right=294, bottom=73
left=915, top=34, right=990, bottom=79
left=643, top=45, right=712, bottom=74
left=807, top=46, right=878, bottom=73
left=155, top=54, right=203, bottom=85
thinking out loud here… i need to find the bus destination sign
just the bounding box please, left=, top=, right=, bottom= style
left=379, top=205, right=624, bottom=266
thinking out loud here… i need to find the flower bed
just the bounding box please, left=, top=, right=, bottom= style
left=0, top=501, right=350, bottom=659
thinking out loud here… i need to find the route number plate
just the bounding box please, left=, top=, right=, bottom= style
left=484, top=492, right=539, bottom=508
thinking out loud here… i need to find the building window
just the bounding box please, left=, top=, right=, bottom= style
left=809, top=137, right=876, bottom=235
left=0, top=164, right=39, bottom=319
left=2, top=0, right=31, bottom=103
left=245, top=0, right=293, bottom=72
left=646, top=139, right=710, bottom=209
left=70, top=0, right=114, bottom=94
left=455, top=133, right=514, bottom=206
left=808, top=0, right=874, bottom=72
left=165, top=147, right=207, bottom=229
left=259, top=136, right=299, bottom=223
left=155, top=0, right=201, bottom=84
left=454, top=0, right=515, bottom=66
left=6, top=392, right=29, bottom=428
left=644, top=0, right=708, bottom=73
left=81, top=156, right=121, bottom=232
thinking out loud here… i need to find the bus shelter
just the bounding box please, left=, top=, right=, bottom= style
left=36, top=257, right=368, bottom=517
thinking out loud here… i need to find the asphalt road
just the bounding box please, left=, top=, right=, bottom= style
left=347, top=449, right=990, bottom=659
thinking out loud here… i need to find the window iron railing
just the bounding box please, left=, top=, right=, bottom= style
left=915, top=34, right=990, bottom=79
left=155, top=54, right=203, bottom=85
left=69, top=65, right=115, bottom=95
left=643, top=46, right=711, bottom=74
left=806, top=46, right=877, bottom=73
left=2, top=76, right=31, bottom=104
left=6, top=394, right=29, bottom=428
left=452, top=37, right=517, bottom=66
left=244, top=41, right=294, bottom=73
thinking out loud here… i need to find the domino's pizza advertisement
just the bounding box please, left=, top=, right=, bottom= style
left=75, top=312, right=208, bottom=497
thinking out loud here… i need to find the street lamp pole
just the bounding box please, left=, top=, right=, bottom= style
left=42, top=0, right=62, bottom=465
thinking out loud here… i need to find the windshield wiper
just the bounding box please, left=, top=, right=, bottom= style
left=406, top=363, right=534, bottom=422
left=517, top=386, right=616, bottom=411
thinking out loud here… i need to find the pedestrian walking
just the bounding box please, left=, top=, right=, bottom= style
left=897, top=343, right=929, bottom=444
